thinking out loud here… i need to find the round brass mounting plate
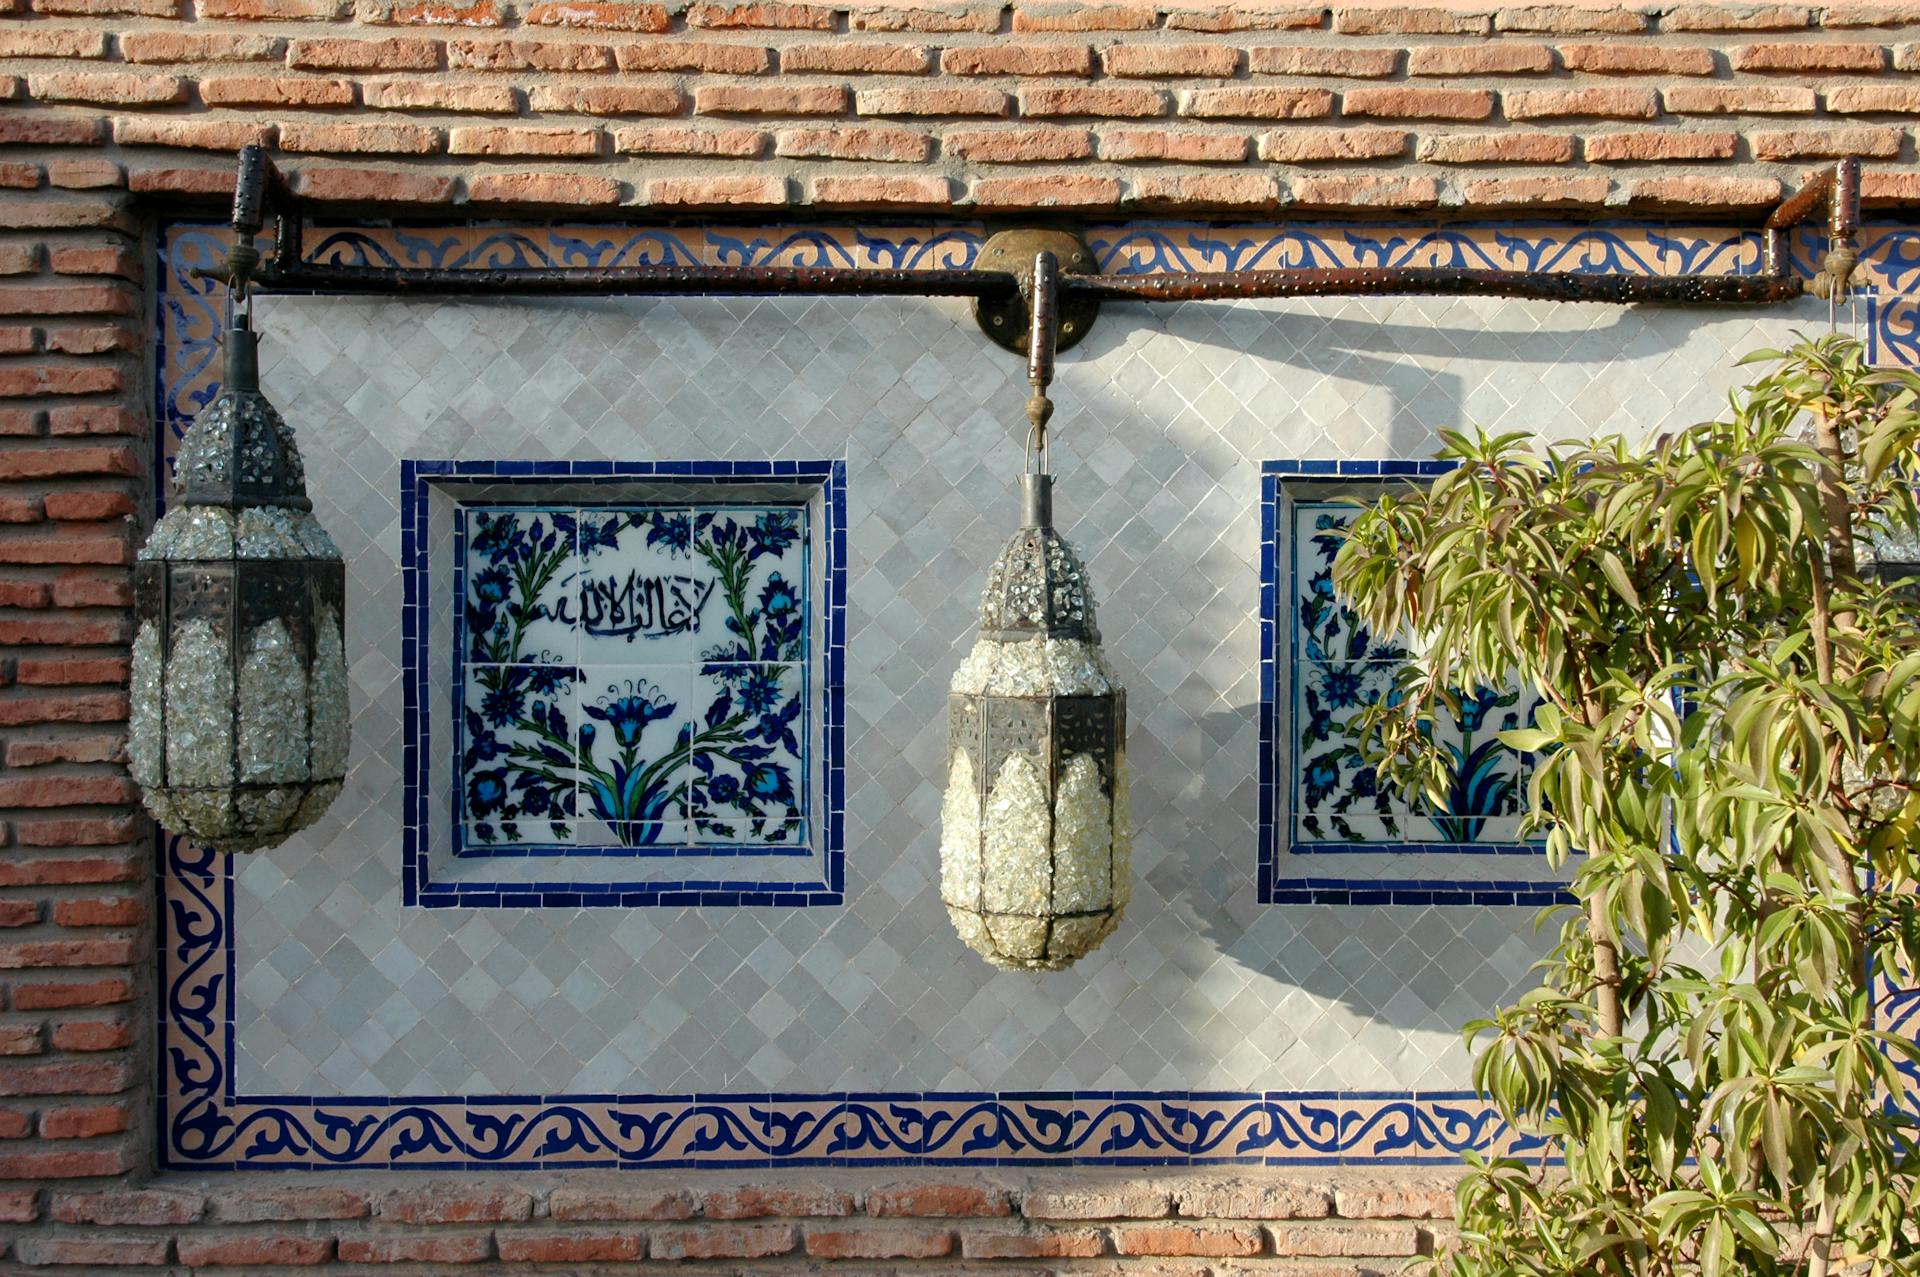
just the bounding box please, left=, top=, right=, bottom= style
left=973, top=228, right=1100, bottom=356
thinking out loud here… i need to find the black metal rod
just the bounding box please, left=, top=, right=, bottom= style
left=254, top=259, right=1804, bottom=306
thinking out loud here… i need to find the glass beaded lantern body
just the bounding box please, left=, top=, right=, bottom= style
left=129, top=323, right=349, bottom=853
left=941, top=473, right=1130, bottom=970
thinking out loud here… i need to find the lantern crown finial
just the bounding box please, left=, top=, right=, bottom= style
left=977, top=479, right=1097, bottom=644
left=170, top=322, right=312, bottom=512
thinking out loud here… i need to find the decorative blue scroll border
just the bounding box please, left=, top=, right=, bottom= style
left=403, top=459, right=848, bottom=909
left=154, top=216, right=1907, bottom=1172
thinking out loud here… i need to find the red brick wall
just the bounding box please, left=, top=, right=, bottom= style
left=0, top=0, right=1906, bottom=1267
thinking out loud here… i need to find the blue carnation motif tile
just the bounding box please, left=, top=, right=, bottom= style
left=452, top=498, right=812, bottom=859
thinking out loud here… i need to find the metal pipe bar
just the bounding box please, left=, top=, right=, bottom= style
left=1767, top=167, right=1835, bottom=232
left=1832, top=156, right=1862, bottom=241
left=254, top=258, right=1804, bottom=306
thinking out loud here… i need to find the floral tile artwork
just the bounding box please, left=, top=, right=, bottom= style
left=1289, top=501, right=1538, bottom=851
left=455, top=502, right=810, bottom=856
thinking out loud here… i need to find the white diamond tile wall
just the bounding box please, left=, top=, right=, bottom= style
left=225, top=287, right=1823, bottom=1098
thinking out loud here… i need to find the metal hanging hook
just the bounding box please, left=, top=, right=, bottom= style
left=1024, top=249, right=1059, bottom=476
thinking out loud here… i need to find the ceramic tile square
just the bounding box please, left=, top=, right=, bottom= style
left=153, top=219, right=1888, bottom=1171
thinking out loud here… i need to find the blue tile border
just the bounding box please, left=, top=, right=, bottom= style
left=401, top=459, right=848, bottom=909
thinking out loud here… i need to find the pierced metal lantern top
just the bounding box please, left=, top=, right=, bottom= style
left=172, top=324, right=312, bottom=511
left=978, top=474, right=1098, bottom=642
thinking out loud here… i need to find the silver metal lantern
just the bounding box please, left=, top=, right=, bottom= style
left=129, top=310, right=349, bottom=853
left=939, top=252, right=1130, bottom=971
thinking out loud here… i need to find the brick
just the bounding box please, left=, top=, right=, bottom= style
left=337, top=1236, right=493, bottom=1263
left=1463, top=176, right=1613, bottom=207
left=200, top=76, right=357, bottom=107
left=806, top=172, right=948, bottom=202
left=0, top=443, right=133, bottom=476
left=0, top=581, right=51, bottom=607
left=1024, top=1186, right=1174, bottom=1220
left=0, top=536, right=132, bottom=567
left=120, top=32, right=280, bottom=61
left=455, top=38, right=614, bottom=70
left=1585, top=130, right=1737, bottom=161
left=0, top=901, right=34, bottom=928
left=48, top=244, right=137, bottom=278
left=945, top=127, right=1092, bottom=161
left=849, top=3, right=1000, bottom=30
left=16, top=657, right=132, bottom=684
left=775, top=125, right=928, bottom=162
left=527, top=85, right=682, bottom=114
left=1343, top=87, right=1493, bottom=120
left=1896, top=42, right=1920, bottom=69
left=805, top=1225, right=956, bottom=1259
left=700, top=1185, right=856, bottom=1217
left=200, top=0, right=346, bottom=16
left=48, top=405, right=140, bottom=435
left=1013, top=1, right=1154, bottom=28
left=33, top=0, right=176, bottom=12
left=364, top=81, right=518, bottom=112
left=972, top=173, right=1122, bottom=207
left=41, top=1102, right=130, bottom=1138
left=0, top=855, right=140, bottom=887
left=687, top=0, right=830, bottom=25
left=449, top=125, right=600, bottom=155
left=1018, top=84, right=1168, bottom=117
left=1827, top=84, right=1920, bottom=113
left=0, top=116, right=102, bottom=147
left=1664, top=84, right=1816, bottom=114
left=0, top=494, right=43, bottom=520
left=1333, top=5, right=1487, bottom=33
left=367, top=0, right=503, bottom=21
left=1178, top=86, right=1329, bottom=119
left=0, top=407, right=42, bottom=433
left=526, top=0, right=667, bottom=25
left=0, top=247, right=40, bottom=274
left=47, top=160, right=124, bottom=190
left=0, top=364, right=122, bottom=398
left=1407, top=43, right=1552, bottom=75
left=0, top=771, right=134, bottom=804
left=548, top=1187, right=694, bottom=1220
left=381, top=1182, right=534, bottom=1224
left=1103, top=43, right=1240, bottom=76
left=961, top=1225, right=1106, bottom=1258
left=785, top=42, right=930, bottom=73
left=651, top=1224, right=799, bottom=1260
left=0, top=165, right=43, bottom=190
left=1113, top=1224, right=1263, bottom=1256
left=1622, top=175, right=1788, bottom=208
left=0, top=936, right=134, bottom=968
left=1173, top=1181, right=1333, bottom=1219
left=855, top=86, right=1008, bottom=115
left=613, top=41, right=767, bottom=73
left=1504, top=87, right=1658, bottom=119
left=1165, top=3, right=1323, bottom=29
left=466, top=172, right=622, bottom=203
left=0, top=1057, right=130, bottom=1095
left=1753, top=127, right=1904, bottom=159
left=51, top=1019, right=130, bottom=1052
left=1810, top=2, right=1915, bottom=23
left=51, top=896, right=141, bottom=926
left=1864, top=169, right=1920, bottom=203
left=1731, top=42, right=1886, bottom=71
left=496, top=1230, right=644, bottom=1262
left=1290, top=173, right=1440, bottom=207
left=1663, top=3, right=1810, bottom=28
left=42, top=327, right=135, bottom=355
left=940, top=44, right=1094, bottom=76
left=0, top=1188, right=35, bottom=1221
left=130, top=164, right=240, bottom=194
left=867, top=1182, right=1014, bottom=1217
left=52, top=1187, right=202, bottom=1227
left=280, top=121, right=441, bottom=154
left=26, top=73, right=185, bottom=106
left=111, top=117, right=274, bottom=152
left=50, top=571, right=130, bottom=607
left=13, top=1237, right=167, bottom=1265
left=1331, top=1178, right=1460, bottom=1219
left=1558, top=42, right=1715, bottom=75
left=1247, top=45, right=1396, bottom=76
left=694, top=83, right=848, bottom=115
left=1136, top=171, right=1285, bottom=207
left=0, top=1106, right=30, bottom=1132
left=296, top=166, right=456, bottom=202
left=10, top=973, right=133, bottom=1006
left=176, top=1234, right=334, bottom=1266
left=1417, top=132, right=1574, bottom=163
left=288, top=36, right=440, bottom=69
left=1098, top=127, right=1246, bottom=161
left=0, top=1024, right=42, bottom=1055
left=1270, top=1221, right=1423, bottom=1256
left=612, top=125, right=765, bottom=157
left=0, top=29, right=108, bottom=57
left=1256, top=126, right=1408, bottom=161
left=211, top=1186, right=371, bottom=1222
left=0, top=327, right=36, bottom=353
left=1496, top=4, right=1646, bottom=30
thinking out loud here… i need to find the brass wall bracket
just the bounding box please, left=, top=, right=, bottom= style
left=973, top=229, right=1100, bottom=357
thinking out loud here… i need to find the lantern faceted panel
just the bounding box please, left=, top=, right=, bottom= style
left=128, top=323, right=350, bottom=854
left=941, top=475, right=1131, bottom=971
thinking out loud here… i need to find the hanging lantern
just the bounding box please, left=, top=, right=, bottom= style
left=940, top=252, right=1130, bottom=971
left=129, top=298, right=349, bottom=854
